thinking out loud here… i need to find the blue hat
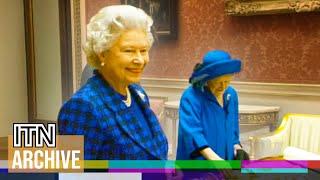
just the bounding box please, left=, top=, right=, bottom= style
left=189, top=50, right=242, bottom=87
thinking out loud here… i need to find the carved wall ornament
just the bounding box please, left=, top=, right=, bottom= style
left=288, top=0, right=320, bottom=12
left=225, top=0, right=320, bottom=16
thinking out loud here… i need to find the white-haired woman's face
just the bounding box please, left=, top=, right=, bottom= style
left=99, top=29, right=150, bottom=85
left=207, top=74, right=233, bottom=97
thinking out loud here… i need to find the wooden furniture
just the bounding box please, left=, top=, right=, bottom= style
left=239, top=105, right=280, bottom=131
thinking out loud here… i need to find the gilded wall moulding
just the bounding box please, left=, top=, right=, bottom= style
left=225, top=0, right=320, bottom=16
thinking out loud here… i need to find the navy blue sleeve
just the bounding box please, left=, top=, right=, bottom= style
left=58, top=98, right=104, bottom=160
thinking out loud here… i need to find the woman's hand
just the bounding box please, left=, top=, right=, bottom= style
left=200, top=147, right=223, bottom=160
left=199, top=147, right=241, bottom=179
left=234, top=144, right=250, bottom=160
left=234, top=144, right=242, bottom=156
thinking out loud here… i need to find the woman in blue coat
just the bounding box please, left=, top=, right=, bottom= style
left=177, top=50, right=243, bottom=160
left=58, top=5, right=168, bottom=160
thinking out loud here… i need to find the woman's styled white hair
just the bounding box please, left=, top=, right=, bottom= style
left=84, top=5, right=154, bottom=68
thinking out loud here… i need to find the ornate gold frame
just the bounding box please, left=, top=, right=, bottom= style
left=121, top=0, right=178, bottom=40
left=225, top=0, right=320, bottom=16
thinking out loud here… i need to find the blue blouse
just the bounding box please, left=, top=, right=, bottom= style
left=176, top=86, right=240, bottom=160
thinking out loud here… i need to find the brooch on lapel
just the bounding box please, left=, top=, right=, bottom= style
left=227, top=94, right=231, bottom=102
left=225, top=94, right=231, bottom=114
left=137, top=90, right=146, bottom=102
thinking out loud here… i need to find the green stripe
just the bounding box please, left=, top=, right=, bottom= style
left=84, top=160, right=108, bottom=169
left=241, top=168, right=308, bottom=173
left=108, top=160, right=240, bottom=169
left=175, top=160, right=241, bottom=169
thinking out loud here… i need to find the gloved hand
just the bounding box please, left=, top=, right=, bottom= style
left=234, top=149, right=250, bottom=160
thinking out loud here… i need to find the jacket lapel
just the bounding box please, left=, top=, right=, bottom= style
left=129, top=85, right=168, bottom=159
left=90, top=74, right=161, bottom=158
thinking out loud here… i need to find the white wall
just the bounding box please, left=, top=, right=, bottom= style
left=0, top=0, right=28, bottom=136
left=141, top=78, right=320, bottom=122
left=238, top=93, right=320, bottom=120
left=33, top=0, right=62, bottom=121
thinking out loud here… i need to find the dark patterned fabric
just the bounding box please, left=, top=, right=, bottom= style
left=58, top=72, right=168, bottom=160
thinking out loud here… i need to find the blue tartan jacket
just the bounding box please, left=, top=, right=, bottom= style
left=58, top=72, right=168, bottom=160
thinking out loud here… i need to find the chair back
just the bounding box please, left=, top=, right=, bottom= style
left=288, top=114, right=320, bottom=154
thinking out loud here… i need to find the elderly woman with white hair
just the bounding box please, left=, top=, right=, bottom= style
left=177, top=50, right=248, bottom=161
left=58, top=5, right=168, bottom=160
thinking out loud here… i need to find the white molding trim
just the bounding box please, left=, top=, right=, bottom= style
left=70, top=0, right=83, bottom=91
left=141, top=77, right=320, bottom=97
left=80, top=0, right=87, bottom=70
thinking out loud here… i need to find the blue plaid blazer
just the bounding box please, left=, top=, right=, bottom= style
left=58, top=72, right=168, bottom=160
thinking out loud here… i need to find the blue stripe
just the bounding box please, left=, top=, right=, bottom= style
left=0, top=169, right=8, bottom=173
left=241, top=168, right=308, bottom=173
left=109, top=160, right=175, bottom=168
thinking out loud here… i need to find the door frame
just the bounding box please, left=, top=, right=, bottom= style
left=24, top=0, right=73, bottom=123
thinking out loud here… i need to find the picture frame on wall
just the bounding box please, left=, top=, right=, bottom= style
left=121, top=0, right=178, bottom=40
left=225, top=0, right=320, bottom=16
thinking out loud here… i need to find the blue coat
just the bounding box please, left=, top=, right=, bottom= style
left=58, top=72, right=168, bottom=160
left=176, top=86, right=240, bottom=160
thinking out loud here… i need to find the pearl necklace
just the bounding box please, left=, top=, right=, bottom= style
left=122, top=87, right=131, bottom=107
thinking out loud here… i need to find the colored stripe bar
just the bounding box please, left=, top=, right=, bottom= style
left=0, top=161, right=7, bottom=169
left=0, top=169, right=8, bottom=173
left=109, top=168, right=175, bottom=173
left=84, top=160, right=108, bottom=169
left=109, top=160, right=240, bottom=169
left=175, top=160, right=240, bottom=169
left=241, top=168, right=308, bottom=173
left=308, top=161, right=320, bottom=169
left=109, top=160, right=175, bottom=169
left=242, top=160, right=307, bottom=168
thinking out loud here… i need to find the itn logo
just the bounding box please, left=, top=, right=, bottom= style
left=13, top=123, right=56, bottom=148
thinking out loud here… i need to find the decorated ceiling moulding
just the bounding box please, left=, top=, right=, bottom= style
left=225, top=0, right=320, bottom=16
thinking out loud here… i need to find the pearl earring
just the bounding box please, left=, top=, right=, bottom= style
left=101, top=62, right=105, bottom=67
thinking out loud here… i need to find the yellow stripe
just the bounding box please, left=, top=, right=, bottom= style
left=84, top=160, right=108, bottom=169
